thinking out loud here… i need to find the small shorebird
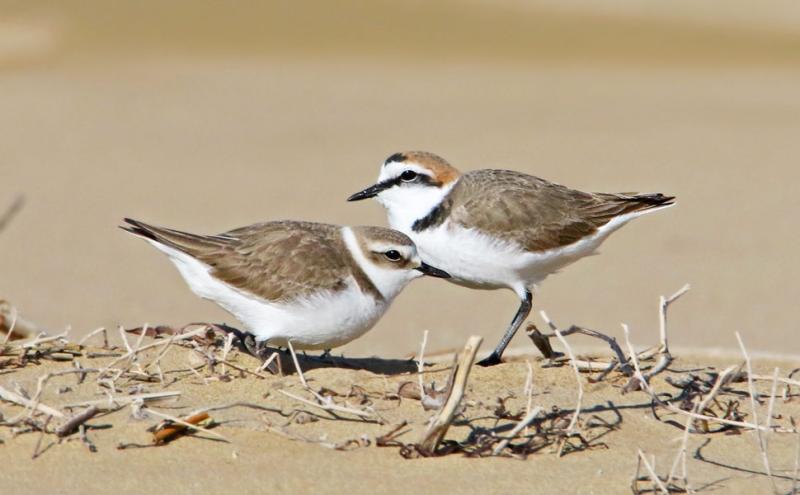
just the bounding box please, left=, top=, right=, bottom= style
left=122, top=218, right=449, bottom=350
left=348, top=151, right=675, bottom=366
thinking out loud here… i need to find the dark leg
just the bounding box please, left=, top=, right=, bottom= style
left=477, top=290, right=532, bottom=367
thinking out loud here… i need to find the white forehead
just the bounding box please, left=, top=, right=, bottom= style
left=377, top=160, right=431, bottom=182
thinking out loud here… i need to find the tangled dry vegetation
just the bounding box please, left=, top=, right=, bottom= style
left=2, top=285, right=800, bottom=494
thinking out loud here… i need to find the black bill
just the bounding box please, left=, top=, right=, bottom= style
left=347, top=180, right=392, bottom=201
left=415, top=261, right=451, bottom=278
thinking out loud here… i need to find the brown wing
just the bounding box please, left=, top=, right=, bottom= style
left=448, top=170, right=674, bottom=252
left=123, top=219, right=352, bottom=301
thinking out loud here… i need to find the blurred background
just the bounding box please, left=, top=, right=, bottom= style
left=2, top=1, right=799, bottom=357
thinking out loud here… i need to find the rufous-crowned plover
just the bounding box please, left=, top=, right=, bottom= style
left=122, top=218, right=449, bottom=350
left=348, top=151, right=675, bottom=366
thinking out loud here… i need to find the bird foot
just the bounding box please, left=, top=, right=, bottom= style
left=476, top=353, right=503, bottom=367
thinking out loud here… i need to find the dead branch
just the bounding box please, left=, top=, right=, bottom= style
left=0, top=384, right=65, bottom=419
left=278, top=390, right=376, bottom=420
left=622, top=327, right=777, bottom=433
left=63, top=391, right=181, bottom=409
left=535, top=313, right=633, bottom=377
left=736, top=332, right=778, bottom=493
left=555, top=329, right=583, bottom=434
left=417, top=335, right=482, bottom=455
left=492, top=406, right=543, bottom=456
left=96, top=326, right=207, bottom=378
left=636, top=450, right=670, bottom=494
left=417, top=329, right=429, bottom=407
left=56, top=406, right=99, bottom=438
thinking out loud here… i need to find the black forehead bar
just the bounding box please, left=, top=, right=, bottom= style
left=384, top=152, right=407, bottom=166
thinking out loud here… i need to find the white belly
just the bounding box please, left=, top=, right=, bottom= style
left=396, top=210, right=655, bottom=297
left=148, top=241, right=387, bottom=350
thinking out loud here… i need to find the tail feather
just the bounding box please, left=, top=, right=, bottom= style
left=584, top=192, right=675, bottom=227
left=615, top=193, right=676, bottom=213
left=121, top=218, right=226, bottom=256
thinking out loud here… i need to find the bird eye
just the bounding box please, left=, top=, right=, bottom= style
left=400, top=170, right=418, bottom=182
left=384, top=250, right=402, bottom=261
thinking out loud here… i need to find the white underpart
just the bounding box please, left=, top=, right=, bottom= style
left=140, top=232, right=413, bottom=350
left=379, top=187, right=674, bottom=299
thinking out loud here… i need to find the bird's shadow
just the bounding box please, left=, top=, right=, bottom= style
left=216, top=324, right=419, bottom=376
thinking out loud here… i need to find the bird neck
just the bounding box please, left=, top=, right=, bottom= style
left=381, top=180, right=458, bottom=234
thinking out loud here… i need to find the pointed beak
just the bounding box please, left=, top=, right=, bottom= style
left=415, top=261, right=451, bottom=278
left=347, top=181, right=391, bottom=202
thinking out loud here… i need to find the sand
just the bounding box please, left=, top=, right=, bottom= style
left=2, top=1, right=800, bottom=493
left=2, top=329, right=800, bottom=495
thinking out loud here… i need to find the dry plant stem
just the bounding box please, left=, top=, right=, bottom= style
left=193, top=401, right=282, bottom=415
left=736, top=332, right=777, bottom=493
left=56, top=406, right=99, bottom=437
left=19, top=331, right=68, bottom=349
left=286, top=341, right=308, bottom=388
left=751, top=374, right=800, bottom=388
left=554, top=329, right=584, bottom=434
left=417, top=329, right=429, bottom=404
left=118, top=325, right=133, bottom=354
left=215, top=358, right=269, bottom=379
left=1, top=304, right=18, bottom=345
left=144, top=331, right=179, bottom=371
left=418, top=335, right=483, bottom=454
left=26, top=368, right=100, bottom=420
left=622, top=327, right=773, bottom=433
left=691, top=365, right=738, bottom=430
left=667, top=415, right=693, bottom=490
left=492, top=406, right=543, bottom=456
left=97, top=327, right=207, bottom=377
left=77, top=327, right=108, bottom=347
left=221, top=333, right=234, bottom=375
left=0, top=384, right=65, bottom=418
left=282, top=341, right=376, bottom=420
left=152, top=412, right=212, bottom=444
left=146, top=408, right=227, bottom=443
left=278, top=390, right=374, bottom=419
left=638, top=449, right=670, bottom=494
left=0, top=195, right=24, bottom=234
left=31, top=415, right=52, bottom=460
left=63, top=391, right=181, bottom=409
left=524, top=360, right=534, bottom=416
left=256, top=352, right=278, bottom=374
left=659, top=284, right=690, bottom=352
left=539, top=311, right=632, bottom=376
left=792, top=433, right=800, bottom=495
left=2, top=312, right=46, bottom=343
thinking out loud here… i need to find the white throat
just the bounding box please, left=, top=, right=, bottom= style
left=376, top=180, right=456, bottom=234
left=340, top=227, right=421, bottom=301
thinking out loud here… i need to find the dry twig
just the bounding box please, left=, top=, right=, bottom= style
left=56, top=406, right=99, bottom=438
left=417, top=335, right=482, bottom=455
